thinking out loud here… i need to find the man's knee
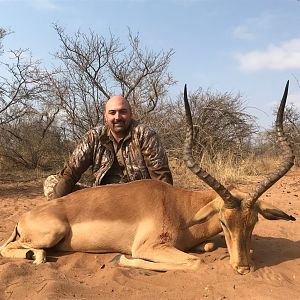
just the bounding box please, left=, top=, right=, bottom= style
left=43, top=174, right=88, bottom=200
left=43, top=174, right=60, bottom=200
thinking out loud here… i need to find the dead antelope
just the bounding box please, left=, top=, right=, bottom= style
left=0, top=82, right=296, bottom=274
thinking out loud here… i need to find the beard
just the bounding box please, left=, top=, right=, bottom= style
left=111, top=120, right=131, bottom=135
left=113, top=121, right=125, bottom=131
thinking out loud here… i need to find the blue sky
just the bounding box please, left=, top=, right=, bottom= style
left=1, top=0, right=300, bottom=129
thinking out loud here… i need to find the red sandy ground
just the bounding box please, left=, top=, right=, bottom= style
left=0, top=169, right=299, bottom=300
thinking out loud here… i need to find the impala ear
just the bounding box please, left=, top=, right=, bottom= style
left=186, top=198, right=221, bottom=228
left=256, top=200, right=296, bottom=221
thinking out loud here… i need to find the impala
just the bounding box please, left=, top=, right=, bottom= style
left=0, top=81, right=296, bottom=274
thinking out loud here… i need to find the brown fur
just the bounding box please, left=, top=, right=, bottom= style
left=0, top=179, right=294, bottom=273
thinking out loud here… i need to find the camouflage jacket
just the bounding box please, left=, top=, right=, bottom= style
left=55, top=120, right=173, bottom=197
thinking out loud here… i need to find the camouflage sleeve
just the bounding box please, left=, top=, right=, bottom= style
left=54, top=130, right=95, bottom=197
left=140, top=128, right=173, bottom=185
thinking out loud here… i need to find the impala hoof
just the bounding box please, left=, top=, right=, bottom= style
left=111, top=254, right=121, bottom=265
left=26, top=250, right=35, bottom=260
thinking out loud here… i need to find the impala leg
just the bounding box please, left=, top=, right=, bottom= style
left=1, top=221, right=68, bottom=264
left=117, top=245, right=201, bottom=271
left=0, top=240, right=46, bottom=264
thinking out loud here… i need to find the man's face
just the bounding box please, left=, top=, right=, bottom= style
left=104, top=96, right=132, bottom=138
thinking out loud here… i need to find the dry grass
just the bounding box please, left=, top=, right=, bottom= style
left=1, top=152, right=282, bottom=191
left=170, top=152, right=282, bottom=190
left=0, top=167, right=51, bottom=183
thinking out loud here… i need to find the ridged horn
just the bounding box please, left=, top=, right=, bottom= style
left=183, top=84, right=239, bottom=208
left=246, top=80, right=294, bottom=206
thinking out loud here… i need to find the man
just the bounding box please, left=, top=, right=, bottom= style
left=44, top=95, right=173, bottom=199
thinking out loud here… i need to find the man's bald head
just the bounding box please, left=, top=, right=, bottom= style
left=105, top=96, right=131, bottom=113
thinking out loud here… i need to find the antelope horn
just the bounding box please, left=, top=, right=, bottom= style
left=183, top=84, right=239, bottom=208
left=247, top=80, right=295, bottom=207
